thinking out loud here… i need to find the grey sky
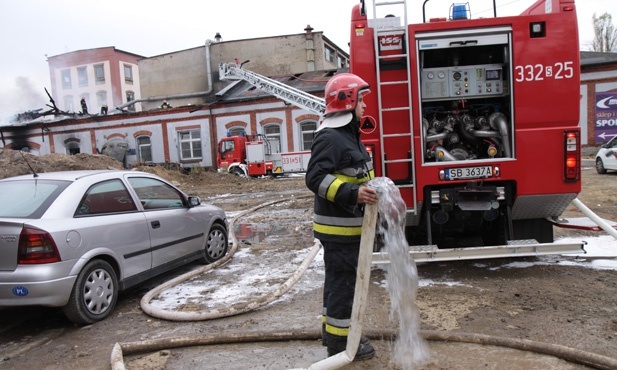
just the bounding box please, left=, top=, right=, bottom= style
left=0, top=0, right=612, bottom=120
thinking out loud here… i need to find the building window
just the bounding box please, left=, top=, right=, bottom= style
left=137, top=136, right=152, bottom=163
left=77, top=67, right=88, bottom=87
left=63, top=95, right=74, bottom=112
left=301, top=121, right=317, bottom=150
left=94, top=64, right=105, bottom=84
left=66, top=141, right=80, bottom=155
left=124, top=64, right=133, bottom=84
left=96, top=90, right=107, bottom=111
left=228, top=127, right=246, bottom=137
left=264, top=124, right=281, bottom=153
left=325, top=45, right=335, bottom=63
left=337, top=55, right=348, bottom=68
left=61, top=69, right=72, bottom=89
left=179, top=130, right=202, bottom=160
left=126, top=91, right=135, bottom=112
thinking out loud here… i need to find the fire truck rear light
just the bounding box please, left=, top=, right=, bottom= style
left=564, top=130, right=580, bottom=181
left=566, top=132, right=577, bottom=151
left=563, top=6, right=574, bottom=11
left=355, top=22, right=365, bottom=29
left=566, top=155, right=577, bottom=168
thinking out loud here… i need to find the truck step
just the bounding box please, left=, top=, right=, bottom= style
left=371, top=241, right=585, bottom=263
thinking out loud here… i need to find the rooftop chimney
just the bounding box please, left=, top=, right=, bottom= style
left=304, top=25, right=314, bottom=34
left=214, top=32, right=222, bottom=42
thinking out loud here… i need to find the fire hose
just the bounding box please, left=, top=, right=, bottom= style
left=139, top=194, right=317, bottom=321
left=111, top=329, right=617, bottom=370
left=111, top=195, right=617, bottom=370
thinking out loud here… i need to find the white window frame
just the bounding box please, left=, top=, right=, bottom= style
left=300, top=121, right=317, bottom=151
left=179, top=130, right=202, bottom=160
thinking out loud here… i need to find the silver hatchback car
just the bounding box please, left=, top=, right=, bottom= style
left=0, top=170, right=228, bottom=324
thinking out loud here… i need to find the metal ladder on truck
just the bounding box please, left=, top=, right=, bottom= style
left=369, top=0, right=418, bottom=222
left=219, top=62, right=326, bottom=115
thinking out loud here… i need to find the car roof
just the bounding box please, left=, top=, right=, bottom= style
left=0, top=170, right=152, bottom=182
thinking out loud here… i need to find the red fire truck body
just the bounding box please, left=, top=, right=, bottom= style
left=350, top=0, right=581, bottom=249
left=218, top=134, right=311, bottom=177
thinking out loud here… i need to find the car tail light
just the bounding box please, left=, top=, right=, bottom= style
left=564, top=130, right=580, bottom=181
left=18, top=227, right=61, bottom=264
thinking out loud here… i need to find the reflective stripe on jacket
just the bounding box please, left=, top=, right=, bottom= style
left=305, top=120, right=375, bottom=244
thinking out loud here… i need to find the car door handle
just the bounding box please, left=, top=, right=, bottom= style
left=151, top=220, right=161, bottom=229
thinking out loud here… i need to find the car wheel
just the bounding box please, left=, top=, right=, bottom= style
left=62, top=260, right=118, bottom=325
left=596, top=157, right=607, bottom=174
left=202, top=223, right=228, bottom=264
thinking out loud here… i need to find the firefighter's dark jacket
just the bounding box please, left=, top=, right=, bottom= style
left=305, top=118, right=375, bottom=245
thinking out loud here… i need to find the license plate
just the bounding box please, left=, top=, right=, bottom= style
left=445, top=166, right=492, bottom=180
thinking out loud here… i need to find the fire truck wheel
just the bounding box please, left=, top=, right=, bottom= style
left=232, top=167, right=245, bottom=177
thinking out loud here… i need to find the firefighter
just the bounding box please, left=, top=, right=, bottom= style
left=80, top=97, right=88, bottom=114
left=305, top=73, right=377, bottom=360
left=161, top=100, right=171, bottom=109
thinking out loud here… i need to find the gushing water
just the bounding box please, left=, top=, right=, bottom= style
left=369, top=177, right=430, bottom=369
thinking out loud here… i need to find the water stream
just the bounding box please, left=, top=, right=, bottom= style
left=369, top=177, right=430, bottom=369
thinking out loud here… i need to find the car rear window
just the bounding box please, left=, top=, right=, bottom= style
left=0, top=179, right=71, bottom=218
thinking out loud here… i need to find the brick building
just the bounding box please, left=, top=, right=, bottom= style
left=0, top=29, right=345, bottom=169
left=47, top=47, right=144, bottom=115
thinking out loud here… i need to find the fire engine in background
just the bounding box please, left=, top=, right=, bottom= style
left=217, top=133, right=311, bottom=177
left=217, top=62, right=322, bottom=177
left=218, top=0, right=615, bottom=261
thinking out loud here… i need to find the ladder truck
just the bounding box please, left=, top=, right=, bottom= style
left=219, top=1, right=615, bottom=261
left=217, top=63, right=323, bottom=177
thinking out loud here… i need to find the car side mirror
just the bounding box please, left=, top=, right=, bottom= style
left=188, top=196, right=201, bottom=207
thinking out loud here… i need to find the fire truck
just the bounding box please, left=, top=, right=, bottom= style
left=217, top=63, right=322, bottom=177
left=219, top=0, right=600, bottom=260
left=349, top=0, right=589, bottom=260
left=217, top=133, right=311, bottom=177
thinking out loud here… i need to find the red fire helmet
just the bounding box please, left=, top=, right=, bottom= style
left=324, top=73, right=370, bottom=116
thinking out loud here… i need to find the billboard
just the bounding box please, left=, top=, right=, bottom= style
left=595, top=92, right=617, bottom=143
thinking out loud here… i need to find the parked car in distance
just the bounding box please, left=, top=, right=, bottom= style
left=0, top=170, right=228, bottom=324
left=595, top=136, right=617, bottom=174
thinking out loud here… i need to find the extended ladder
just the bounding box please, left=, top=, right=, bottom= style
left=219, top=62, right=326, bottom=115
left=369, top=0, right=418, bottom=219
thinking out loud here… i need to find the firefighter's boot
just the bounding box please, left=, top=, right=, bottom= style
left=325, top=333, right=375, bottom=361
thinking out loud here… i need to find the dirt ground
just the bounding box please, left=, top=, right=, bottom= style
left=0, top=150, right=616, bottom=370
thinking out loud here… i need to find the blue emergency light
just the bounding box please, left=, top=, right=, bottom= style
left=451, top=3, right=470, bottom=20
